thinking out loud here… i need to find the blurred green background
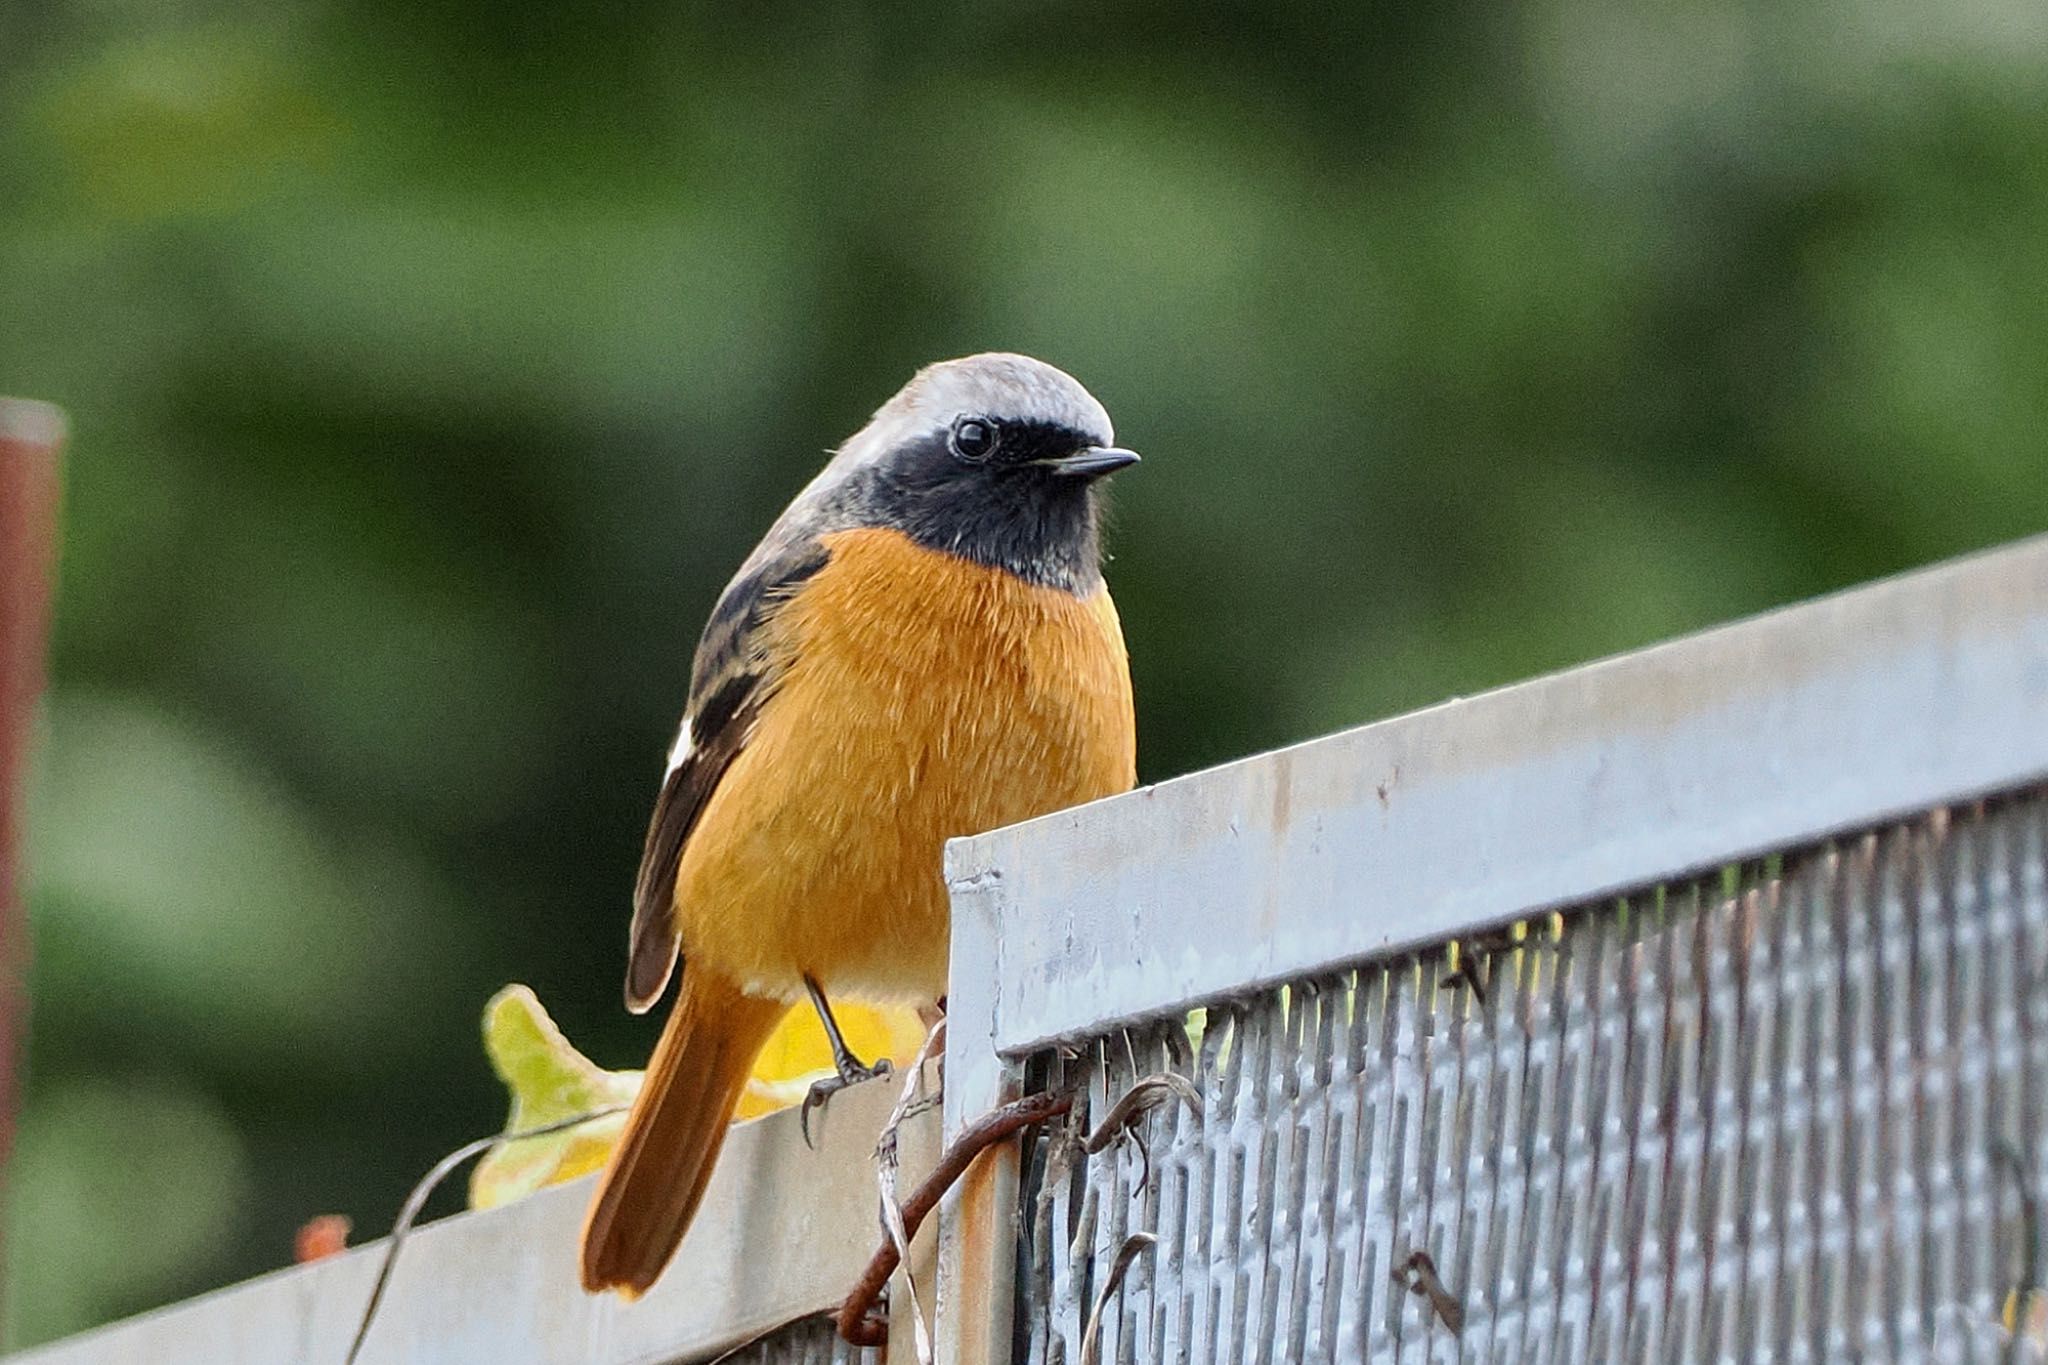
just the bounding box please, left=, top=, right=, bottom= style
left=5, top=0, right=2047, bottom=1347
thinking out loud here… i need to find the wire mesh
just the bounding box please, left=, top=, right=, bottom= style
left=702, top=1315, right=879, bottom=1365
left=1015, top=788, right=2048, bottom=1364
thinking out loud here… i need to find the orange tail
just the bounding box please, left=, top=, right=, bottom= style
left=579, top=970, right=786, bottom=1296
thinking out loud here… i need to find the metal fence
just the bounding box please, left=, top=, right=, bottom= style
left=937, top=534, right=2048, bottom=1365
left=1017, top=793, right=2048, bottom=1364
left=14, top=534, right=2048, bottom=1364
left=730, top=1318, right=880, bottom=1365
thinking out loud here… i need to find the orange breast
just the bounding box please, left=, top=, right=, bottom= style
left=672, top=527, right=1136, bottom=1003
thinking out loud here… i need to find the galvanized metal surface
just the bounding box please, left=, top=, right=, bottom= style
left=1018, top=791, right=2048, bottom=1364
left=10, top=1078, right=924, bottom=1365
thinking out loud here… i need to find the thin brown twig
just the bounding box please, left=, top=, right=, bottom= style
left=1077, top=1232, right=1156, bottom=1365
left=874, top=1017, right=947, bottom=1365
left=1996, top=1138, right=2043, bottom=1365
left=1082, top=1072, right=1202, bottom=1155
left=1439, top=929, right=1519, bottom=1005
left=1392, top=1248, right=1464, bottom=1335
left=346, top=1105, right=629, bottom=1365
left=836, top=1088, right=1075, bottom=1347
left=1082, top=1070, right=1202, bottom=1197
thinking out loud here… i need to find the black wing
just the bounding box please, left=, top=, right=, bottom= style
left=623, top=534, right=827, bottom=1012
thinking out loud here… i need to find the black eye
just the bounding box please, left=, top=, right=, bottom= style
left=950, top=417, right=998, bottom=462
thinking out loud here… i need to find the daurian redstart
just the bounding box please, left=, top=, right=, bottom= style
left=580, top=353, right=1139, bottom=1296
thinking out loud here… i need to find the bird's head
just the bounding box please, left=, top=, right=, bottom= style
left=825, top=353, right=1139, bottom=593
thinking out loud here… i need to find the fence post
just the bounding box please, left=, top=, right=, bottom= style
left=0, top=399, right=65, bottom=1281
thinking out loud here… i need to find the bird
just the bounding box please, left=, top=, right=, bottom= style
left=580, top=352, right=1140, bottom=1297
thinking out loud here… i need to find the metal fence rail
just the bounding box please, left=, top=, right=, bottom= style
left=10, top=1080, right=928, bottom=1365
left=1019, top=791, right=2048, bottom=1364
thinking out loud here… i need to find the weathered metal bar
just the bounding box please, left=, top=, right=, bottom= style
left=14, top=1080, right=923, bottom=1365
left=0, top=399, right=64, bottom=1285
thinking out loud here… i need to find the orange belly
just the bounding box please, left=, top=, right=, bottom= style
left=671, top=527, right=1136, bottom=1003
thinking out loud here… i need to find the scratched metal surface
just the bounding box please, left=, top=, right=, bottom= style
left=713, top=1316, right=878, bottom=1365
left=1015, top=790, right=2048, bottom=1365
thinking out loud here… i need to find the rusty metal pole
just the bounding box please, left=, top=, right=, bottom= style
left=0, top=399, right=64, bottom=1225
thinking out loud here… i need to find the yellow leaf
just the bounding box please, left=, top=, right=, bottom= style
left=468, top=985, right=639, bottom=1210
left=468, top=985, right=928, bottom=1209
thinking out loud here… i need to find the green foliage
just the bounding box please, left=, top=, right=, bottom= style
left=5, top=1077, right=245, bottom=1346
left=6, top=0, right=2047, bottom=1345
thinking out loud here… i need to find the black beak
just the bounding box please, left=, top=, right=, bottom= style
left=1041, top=445, right=1141, bottom=479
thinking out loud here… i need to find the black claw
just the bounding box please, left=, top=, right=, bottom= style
left=800, top=1058, right=891, bottom=1148
left=845, top=1054, right=893, bottom=1085
left=796, top=974, right=898, bottom=1148
left=800, top=1083, right=827, bottom=1149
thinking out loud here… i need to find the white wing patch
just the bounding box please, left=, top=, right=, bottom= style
left=664, top=716, right=694, bottom=776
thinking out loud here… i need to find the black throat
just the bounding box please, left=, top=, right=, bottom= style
left=838, top=425, right=1109, bottom=595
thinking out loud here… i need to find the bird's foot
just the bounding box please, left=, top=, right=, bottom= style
left=800, top=1054, right=893, bottom=1148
